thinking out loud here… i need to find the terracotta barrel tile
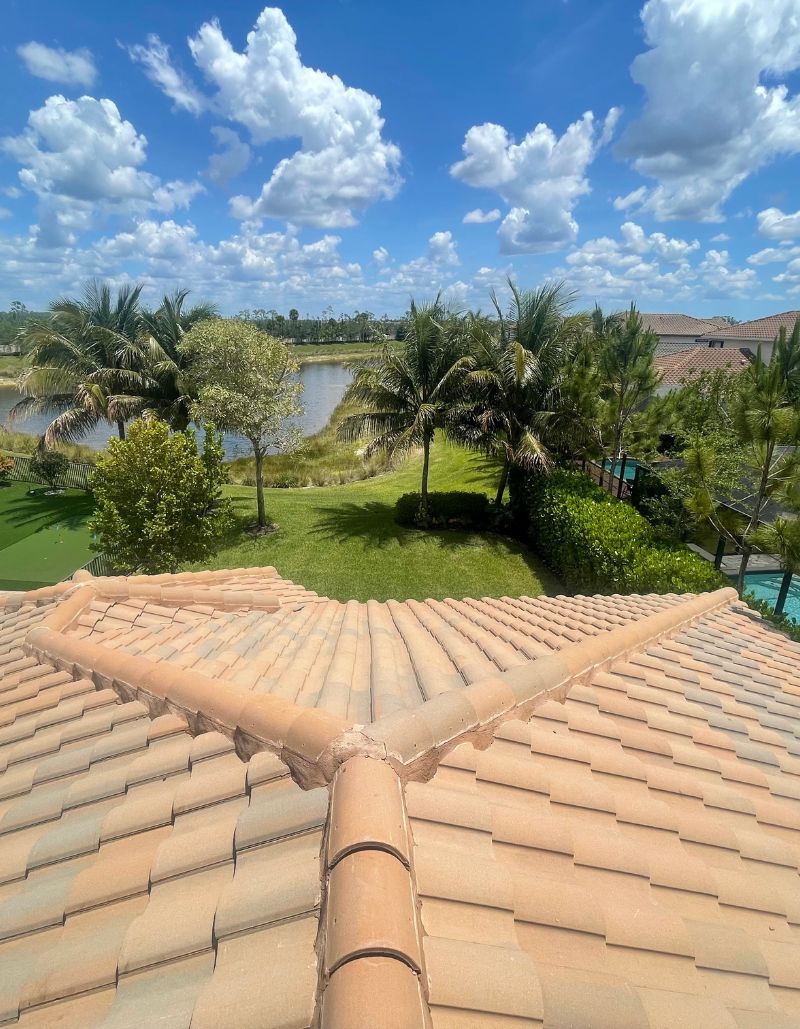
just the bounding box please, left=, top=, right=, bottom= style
left=322, top=956, right=431, bottom=1029
left=328, top=756, right=409, bottom=867
left=234, top=778, right=328, bottom=852
left=325, top=850, right=422, bottom=975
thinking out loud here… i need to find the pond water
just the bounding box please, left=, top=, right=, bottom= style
left=0, top=361, right=353, bottom=459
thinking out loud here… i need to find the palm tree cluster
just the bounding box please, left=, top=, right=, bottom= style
left=11, top=281, right=217, bottom=447
left=339, top=281, right=661, bottom=517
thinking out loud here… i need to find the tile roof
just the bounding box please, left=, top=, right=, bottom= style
left=2, top=569, right=800, bottom=1025
left=697, top=311, right=800, bottom=342
left=640, top=314, right=730, bottom=337
left=655, top=346, right=754, bottom=385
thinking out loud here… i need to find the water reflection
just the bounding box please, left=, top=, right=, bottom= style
left=0, top=361, right=353, bottom=458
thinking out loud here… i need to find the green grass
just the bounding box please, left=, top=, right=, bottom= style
left=226, top=399, right=391, bottom=488
left=291, top=339, right=398, bottom=362
left=0, top=480, right=95, bottom=589
left=195, top=440, right=560, bottom=602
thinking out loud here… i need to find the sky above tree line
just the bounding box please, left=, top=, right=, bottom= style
left=0, top=0, right=799, bottom=317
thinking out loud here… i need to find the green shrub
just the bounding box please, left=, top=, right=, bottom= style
left=0, top=453, right=13, bottom=484
left=521, top=468, right=724, bottom=595
left=89, top=418, right=232, bottom=574
left=29, top=450, right=69, bottom=489
left=395, top=491, right=491, bottom=530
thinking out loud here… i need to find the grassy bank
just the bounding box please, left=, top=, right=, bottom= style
left=0, top=427, right=100, bottom=464
left=226, top=399, right=392, bottom=488
left=292, top=339, right=398, bottom=363
left=194, top=439, right=560, bottom=602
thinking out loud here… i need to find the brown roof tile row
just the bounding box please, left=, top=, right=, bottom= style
left=3, top=569, right=800, bottom=1025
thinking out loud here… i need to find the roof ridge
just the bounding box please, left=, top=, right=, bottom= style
left=21, top=583, right=739, bottom=790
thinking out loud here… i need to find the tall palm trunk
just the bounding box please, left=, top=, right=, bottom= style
left=420, top=434, right=432, bottom=523
left=117, top=419, right=126, bottom=440
left=495, top=455, right=510, bottom=505
left=737, top=440, right=775, bottom=596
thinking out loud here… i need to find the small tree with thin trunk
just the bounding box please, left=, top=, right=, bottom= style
left=180, top=319, right=302, bottom=529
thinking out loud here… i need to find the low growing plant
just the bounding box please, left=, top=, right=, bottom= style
left=0, top=453, right=14, bottom=484
left=520, top=468, right=724, bottom=594
left=89, top=418, right=232, bottom=574
left=29, top=449, right=69, bottom=491
left=395, top=491, right=491, bottom=530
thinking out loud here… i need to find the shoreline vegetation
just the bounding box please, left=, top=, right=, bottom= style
left=1, top=393, right=394, bottom=486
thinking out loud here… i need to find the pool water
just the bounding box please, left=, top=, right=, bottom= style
left=602, top=458, right=645, bottom=483
left=744, top=572, right=800, bottom=623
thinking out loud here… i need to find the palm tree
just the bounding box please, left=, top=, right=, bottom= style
left=596, top=303, right=660, bottom=489
left=138, top=290, right=218, bottom=430
left=338, top=299, right=472, bottom=521
left=458, top=282, right=588, bottom=503
left=730, top=328, right=800, bottom=593
left=11, top=281, right=145, bottom=446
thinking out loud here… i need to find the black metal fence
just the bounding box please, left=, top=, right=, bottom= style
left=1, top=452, right=94, bottom=491
left=67, top=553, right=116, bottom=579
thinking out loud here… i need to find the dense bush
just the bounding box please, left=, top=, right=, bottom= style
left=89, top=419, right=232, bottom=574
left=395, top=491, right=491, bottom=530
left=520, top=468, right=723, bottom=594
left=0, top=453, right=13, bottom=484
left=29, top=450, right=69, bottom=490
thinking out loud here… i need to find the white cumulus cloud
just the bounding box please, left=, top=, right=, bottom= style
left=1, top=95, right=202, bottom=245
left=18, top=42, right=97, bottom=87
left=451, top=108, right=620, bottom=254
left=129, top=8, right=401, bottom=228
left=463, top=208, right=501, bottom=224
left=206, top=127, right=251, bottom=185
left=618, top=0, right=800, bottom=221
left=757, top=207, right=800, bottom=240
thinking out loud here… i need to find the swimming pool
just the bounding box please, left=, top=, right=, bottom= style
left=602, top=458, right=646, bottom=483
left=744, top=571, right=800, bottom=623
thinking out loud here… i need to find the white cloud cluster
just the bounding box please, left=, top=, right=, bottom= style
left=463, top=208, right=501, bottom=225
left=1, top=95, right=202, bottom=246
left=129, top=8, right=401, bottom=228
left=555, top=220, right=757, bottom=302
left=18, top=42, right=97, bottom=87
left=757, top=207, right=800, bottom=240
left=451, top=108, right=620, bottom=254
left=206, top=127, right=251, bottom=185
left=618, top=0, right=800, bottom=221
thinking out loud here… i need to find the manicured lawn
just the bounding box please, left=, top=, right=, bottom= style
left=195, top=441, right=561, bottom=602
left=0, top=480, right=95, bottom=589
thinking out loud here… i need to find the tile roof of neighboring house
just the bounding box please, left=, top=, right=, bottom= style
left=697, top=311, right=800, bottom=342
left=655, top=346, right=754, bottom=386
left=2, top=569, right=800, bottom=1026
left=640, top=313, right=730, bottom=337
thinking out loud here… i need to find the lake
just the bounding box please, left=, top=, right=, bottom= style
left=0, top=361, right=353, bottom=459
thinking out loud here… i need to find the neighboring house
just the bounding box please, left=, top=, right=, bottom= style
left=639, top=313, right=730, bottom=354
left=697, top=310, right=800, bottom=363
left=2, top=570, right=800, bottom=1024
left=654, top=345, right=754, bottom=395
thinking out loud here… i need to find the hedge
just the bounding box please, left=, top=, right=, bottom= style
left=519, top=468, right=724, bottom=595
left=395, top=491, right=491, bottom=530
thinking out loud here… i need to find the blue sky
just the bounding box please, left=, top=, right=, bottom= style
left=0, top=0, right=799, bottom=317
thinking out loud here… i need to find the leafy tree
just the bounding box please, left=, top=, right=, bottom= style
left=29, top=449, right=69, bottom=491
left=459, top=282, right=588, bottom=503
left=596, top=303, right=660, bottom=486
left=181, top=319, right=302, bottom=529
left=338, top=300, right=472, bottom=522
left=89, top=418, right=231, bottom=574
left=13, top=281, right=145, bottom=445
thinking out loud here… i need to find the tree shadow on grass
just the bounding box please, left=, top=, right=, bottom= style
left=0, top=490, right=94, bottom=531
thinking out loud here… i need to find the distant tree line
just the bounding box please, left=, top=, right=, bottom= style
left=236, top=307, right=405, bottom=343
